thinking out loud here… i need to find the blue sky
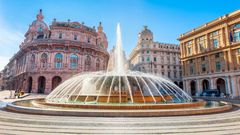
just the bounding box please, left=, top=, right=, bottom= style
left=0, top=0, right=239, bottom=70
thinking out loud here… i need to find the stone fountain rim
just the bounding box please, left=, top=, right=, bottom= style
left=4, top=98, right=233, bottom=117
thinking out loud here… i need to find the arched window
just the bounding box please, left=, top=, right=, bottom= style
left=85, top=55, right=91, bottom=71
left=70, top=54, right=78, bottom=69
left=96, top=58, right=100, bottom=70
left=55, top=53, right=63, bottom=69
left=30, top=54, right=35, bottom=69
left=40, top=53, right=48, bottom=68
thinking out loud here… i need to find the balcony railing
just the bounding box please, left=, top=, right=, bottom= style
left=23, top=39, right=108, bottom=54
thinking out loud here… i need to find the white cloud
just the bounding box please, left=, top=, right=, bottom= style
left=0, top=56, right=10, bottom=71
left=0, top=15, right=24, bottom=71
left=0, top=28, right=23, bottom=47
left=0, top=20, right=24, bottom=47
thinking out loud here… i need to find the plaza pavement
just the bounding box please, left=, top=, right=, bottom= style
left=0, top=90, right=240, bottom=135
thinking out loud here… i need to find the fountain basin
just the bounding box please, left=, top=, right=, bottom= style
left=4, top=98, right=232, bottom=117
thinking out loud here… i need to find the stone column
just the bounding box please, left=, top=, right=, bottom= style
left=210, top=78, right=214, bottom=89
left=180, top=43, right=183, bottom=57
left=197, top=79, right=201, bottom=94
left=50, top=52, right=53, bottom=69
left=224, top=24, right=230, bottom=46
left=236, top=77, right=240, bottom=97
left=193, top=38, right=197, bottom=55
left=221, top=27, right=226, bottom=47
left=32, top=75, right=38, bottom=93
left=220, top=27, right=225, bottom=47
left=183, top=80, right=187, bottom=93
left=45, top=75, right=52, bottom=94
left=230, top=76, right=237, bottom=97
left=226, top=76, right=231, bottom=95
left=208, top=55, right=212, bottom=73
left=206, top=33, right=209, bottom=51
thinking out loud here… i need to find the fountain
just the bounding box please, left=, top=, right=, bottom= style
left=45, top=23, right=192, bottom=107
left=4, top=24, right=232, bottom=116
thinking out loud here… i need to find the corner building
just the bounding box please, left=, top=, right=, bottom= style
left=179, top=10, right=240, bottom=98
left=129, top=26, right=183, bottom=87
left=1, top=10, right=109, bottom=94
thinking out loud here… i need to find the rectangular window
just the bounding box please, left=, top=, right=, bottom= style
left=189, top=59, right=193, bottom=64
left=213, top=39, right=218, bottom=48
left=216, top=61, right=221, bottom=72
left=70, top=63, right=78, bottom=69
left=201, top=64, right=206, bottom=72
left=213, top=31, right=219, bottom=36
left=154, top=51, right=157, bottom=54
left=168, top=72, right=171, bottom=77
left=190, top=66, right=194, bottom=75
left=142, top=57, right=144, bottom=62
left=174, top=72, right=177, bottom=77
left=147, top=50, right=150, bottom=54
left=161, top=57, right=164, bottom=62
left=201, top=56, right=205, bottom=61
left=59, top=33, right=62, bottom=39
left=234, top=31, right=240, bottom=42
left=87, top=37, right=90, bottom=43
left=188, top=47, right=192, bottom=55
left=74, top=35, right=77, bottom=40
left=55, top=62, right=62, bottom=69
left=154, top=57, right=157, bottom=62
left=146, top=57, right=150, bottom=62
left=210, top=31, right=219, bottom=37
left=238, top=48, right=240, bottom=54
left=199, top=43, right=205, bottom=52
left=215, top=53, right=220, bottom=58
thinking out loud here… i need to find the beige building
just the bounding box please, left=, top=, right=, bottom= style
left=129, top=26, right=183, bottom=88
left=179, top=9, right=240, bottom=98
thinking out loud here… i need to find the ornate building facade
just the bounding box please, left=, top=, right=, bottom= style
left=179, top=10, right=240, bottom=97
left=129, top=26, right=183, bottom=87
left=1, top=10, right=109, bottom=94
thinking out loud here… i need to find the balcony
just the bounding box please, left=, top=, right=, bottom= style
left=23, top=39, right=108, bottom=54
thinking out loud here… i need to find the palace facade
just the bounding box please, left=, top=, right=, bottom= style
left=129, top=26, right=183, bottom=87
left=1, top=10, right=109, bottom=94
left=179, top=10, right=240, bottom=98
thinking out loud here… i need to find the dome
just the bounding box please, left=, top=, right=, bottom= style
left=25, top=9, right=49, bottom=37
left=29, top=20, right=49, bottom=32
left=140, top=26, right=153, bottom=36
left=139, top=26, right=153, bottom=40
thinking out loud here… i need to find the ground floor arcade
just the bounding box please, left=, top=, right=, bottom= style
left=7, top=72, right=78, bottom=94
left=183, top=72, right=240, bottom=98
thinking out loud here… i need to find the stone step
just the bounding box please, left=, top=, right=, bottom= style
left=0, top=124, right=239, bottom=134
left=1, top=108, right=240, bottom=122
left=1, top=109, right=240, bottom=123
left=0, top=120, right=239, bottom=130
